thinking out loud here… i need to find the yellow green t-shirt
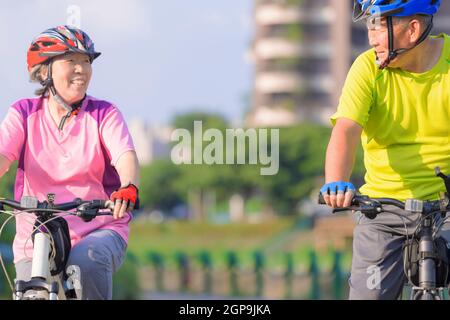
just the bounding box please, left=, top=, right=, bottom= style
left=331, top=33, right=450, bottom=201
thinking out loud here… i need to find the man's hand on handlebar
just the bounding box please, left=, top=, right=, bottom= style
left=320, top=181, right=356, bottom=208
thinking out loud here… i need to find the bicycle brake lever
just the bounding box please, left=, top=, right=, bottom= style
left=333, top=202, right=380, bottom=219
left=332, top=206, right=359, bottom=214
left=332, top=208, right=351, bottom=213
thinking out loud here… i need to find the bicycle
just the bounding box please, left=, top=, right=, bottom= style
left=0, top=193, right=114, bottom=300
left=318, top=167, right=450, bottom=300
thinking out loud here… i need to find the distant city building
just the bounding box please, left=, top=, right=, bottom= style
left=247, top=0, right=450, bottom=127
left=128, top=119, right=173, bottom=165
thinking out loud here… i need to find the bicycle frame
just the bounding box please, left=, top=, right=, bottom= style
left=31, top=232, right=51, bottom=280
left=318, top=193, right=450, bottom=300
left=405, top=216, right=436, bottom=299
left=14, top=227, right=77, bottom=300
left=405, top=207, right=449, bottom=300
left=318, top=167, right=450, bottom=300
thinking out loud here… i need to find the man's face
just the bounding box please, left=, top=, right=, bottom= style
left=366, top=16, right=413, bottom=66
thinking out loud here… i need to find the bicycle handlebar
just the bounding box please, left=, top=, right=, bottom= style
left=317, top=167, right=450, bottom=219
left=318, top=193, right=447, bottom=219
left=0, top=196, right=114, bottom=222
left=318, top=193, right=405, bottom=208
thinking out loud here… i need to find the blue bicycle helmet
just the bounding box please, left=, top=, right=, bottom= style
left=353, top=0, right=441, bottom=69
left=353, top=0, right=441, bottom=21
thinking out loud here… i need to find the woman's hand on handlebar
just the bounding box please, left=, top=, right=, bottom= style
left=110, top=184, right=139, bottom=219
left=320, top=181, right=356, bottom=208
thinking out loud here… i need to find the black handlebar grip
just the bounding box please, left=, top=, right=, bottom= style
left=318, top=193, right=326, bottom=205
left=134, top=197, right=140, bottom=210
left=319, top=193, right=361, bottom=205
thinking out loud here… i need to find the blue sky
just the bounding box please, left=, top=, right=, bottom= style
left=0, top=0, right=254, bottom=125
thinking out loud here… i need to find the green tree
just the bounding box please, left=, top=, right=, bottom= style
left=139, top=160, right=184, bottom=212
left=151, top=111, right=366, bottom=218
left=172, top=111, right=228, bottom=133
left=0, top=162, right=17, bottom=243
left=0, top=162, right=16, bottom=199
left=171, top=111, right=247, bottom=220
left=252, top=123, right=365, bottom=215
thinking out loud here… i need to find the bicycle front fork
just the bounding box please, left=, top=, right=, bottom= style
left=14, top=279, right=59, bottom=300
left=13, top=232, right=58, bottom=300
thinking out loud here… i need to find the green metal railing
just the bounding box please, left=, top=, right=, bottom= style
left=139, top=249, right=350, bottom=299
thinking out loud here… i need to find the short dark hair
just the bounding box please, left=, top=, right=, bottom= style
left=396, top=14, right=433, bottom=32
left=29, top=63, right=49, bottom=96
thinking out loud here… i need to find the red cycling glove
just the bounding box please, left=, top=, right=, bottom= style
left=110, top=183, right=139, bottom=210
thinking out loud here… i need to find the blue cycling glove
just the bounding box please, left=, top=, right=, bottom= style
left=320, top=181, right=356, bottom=195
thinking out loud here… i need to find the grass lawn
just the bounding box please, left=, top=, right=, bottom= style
left=127, top=217, right=352, bottom=272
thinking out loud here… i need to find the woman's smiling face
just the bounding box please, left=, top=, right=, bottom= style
left=45, top=52, right=92, bottom=104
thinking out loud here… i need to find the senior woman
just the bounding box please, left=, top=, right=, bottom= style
left=0, top=25, right=140, bottom=299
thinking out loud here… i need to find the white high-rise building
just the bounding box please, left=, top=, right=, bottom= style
left=247, top=0, right=450, bottom=128
left=248, top=0, right=354, bottom=127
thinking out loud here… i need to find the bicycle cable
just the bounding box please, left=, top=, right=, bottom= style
left=23, top=211, right=76, bottom=264
left=432, top=216, right=450, bottom=239
left=0, top=209, right=60, bottom=293
left=15, top=207, right=85, bottom=260
left=375, top=209, right=410, bottom=237
left=382, top=209, right=425, bottom=286
left=404, top=210, right=446, bottom=289
left=0, top=210, right=19, bottom=293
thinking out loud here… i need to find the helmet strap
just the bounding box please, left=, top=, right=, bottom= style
left=379, top=16, right=397, bottom=69
left=42, top=61, right=85, bottom=131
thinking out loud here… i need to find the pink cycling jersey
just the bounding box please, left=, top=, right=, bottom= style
left=0, top=95, right=135, bottom=263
